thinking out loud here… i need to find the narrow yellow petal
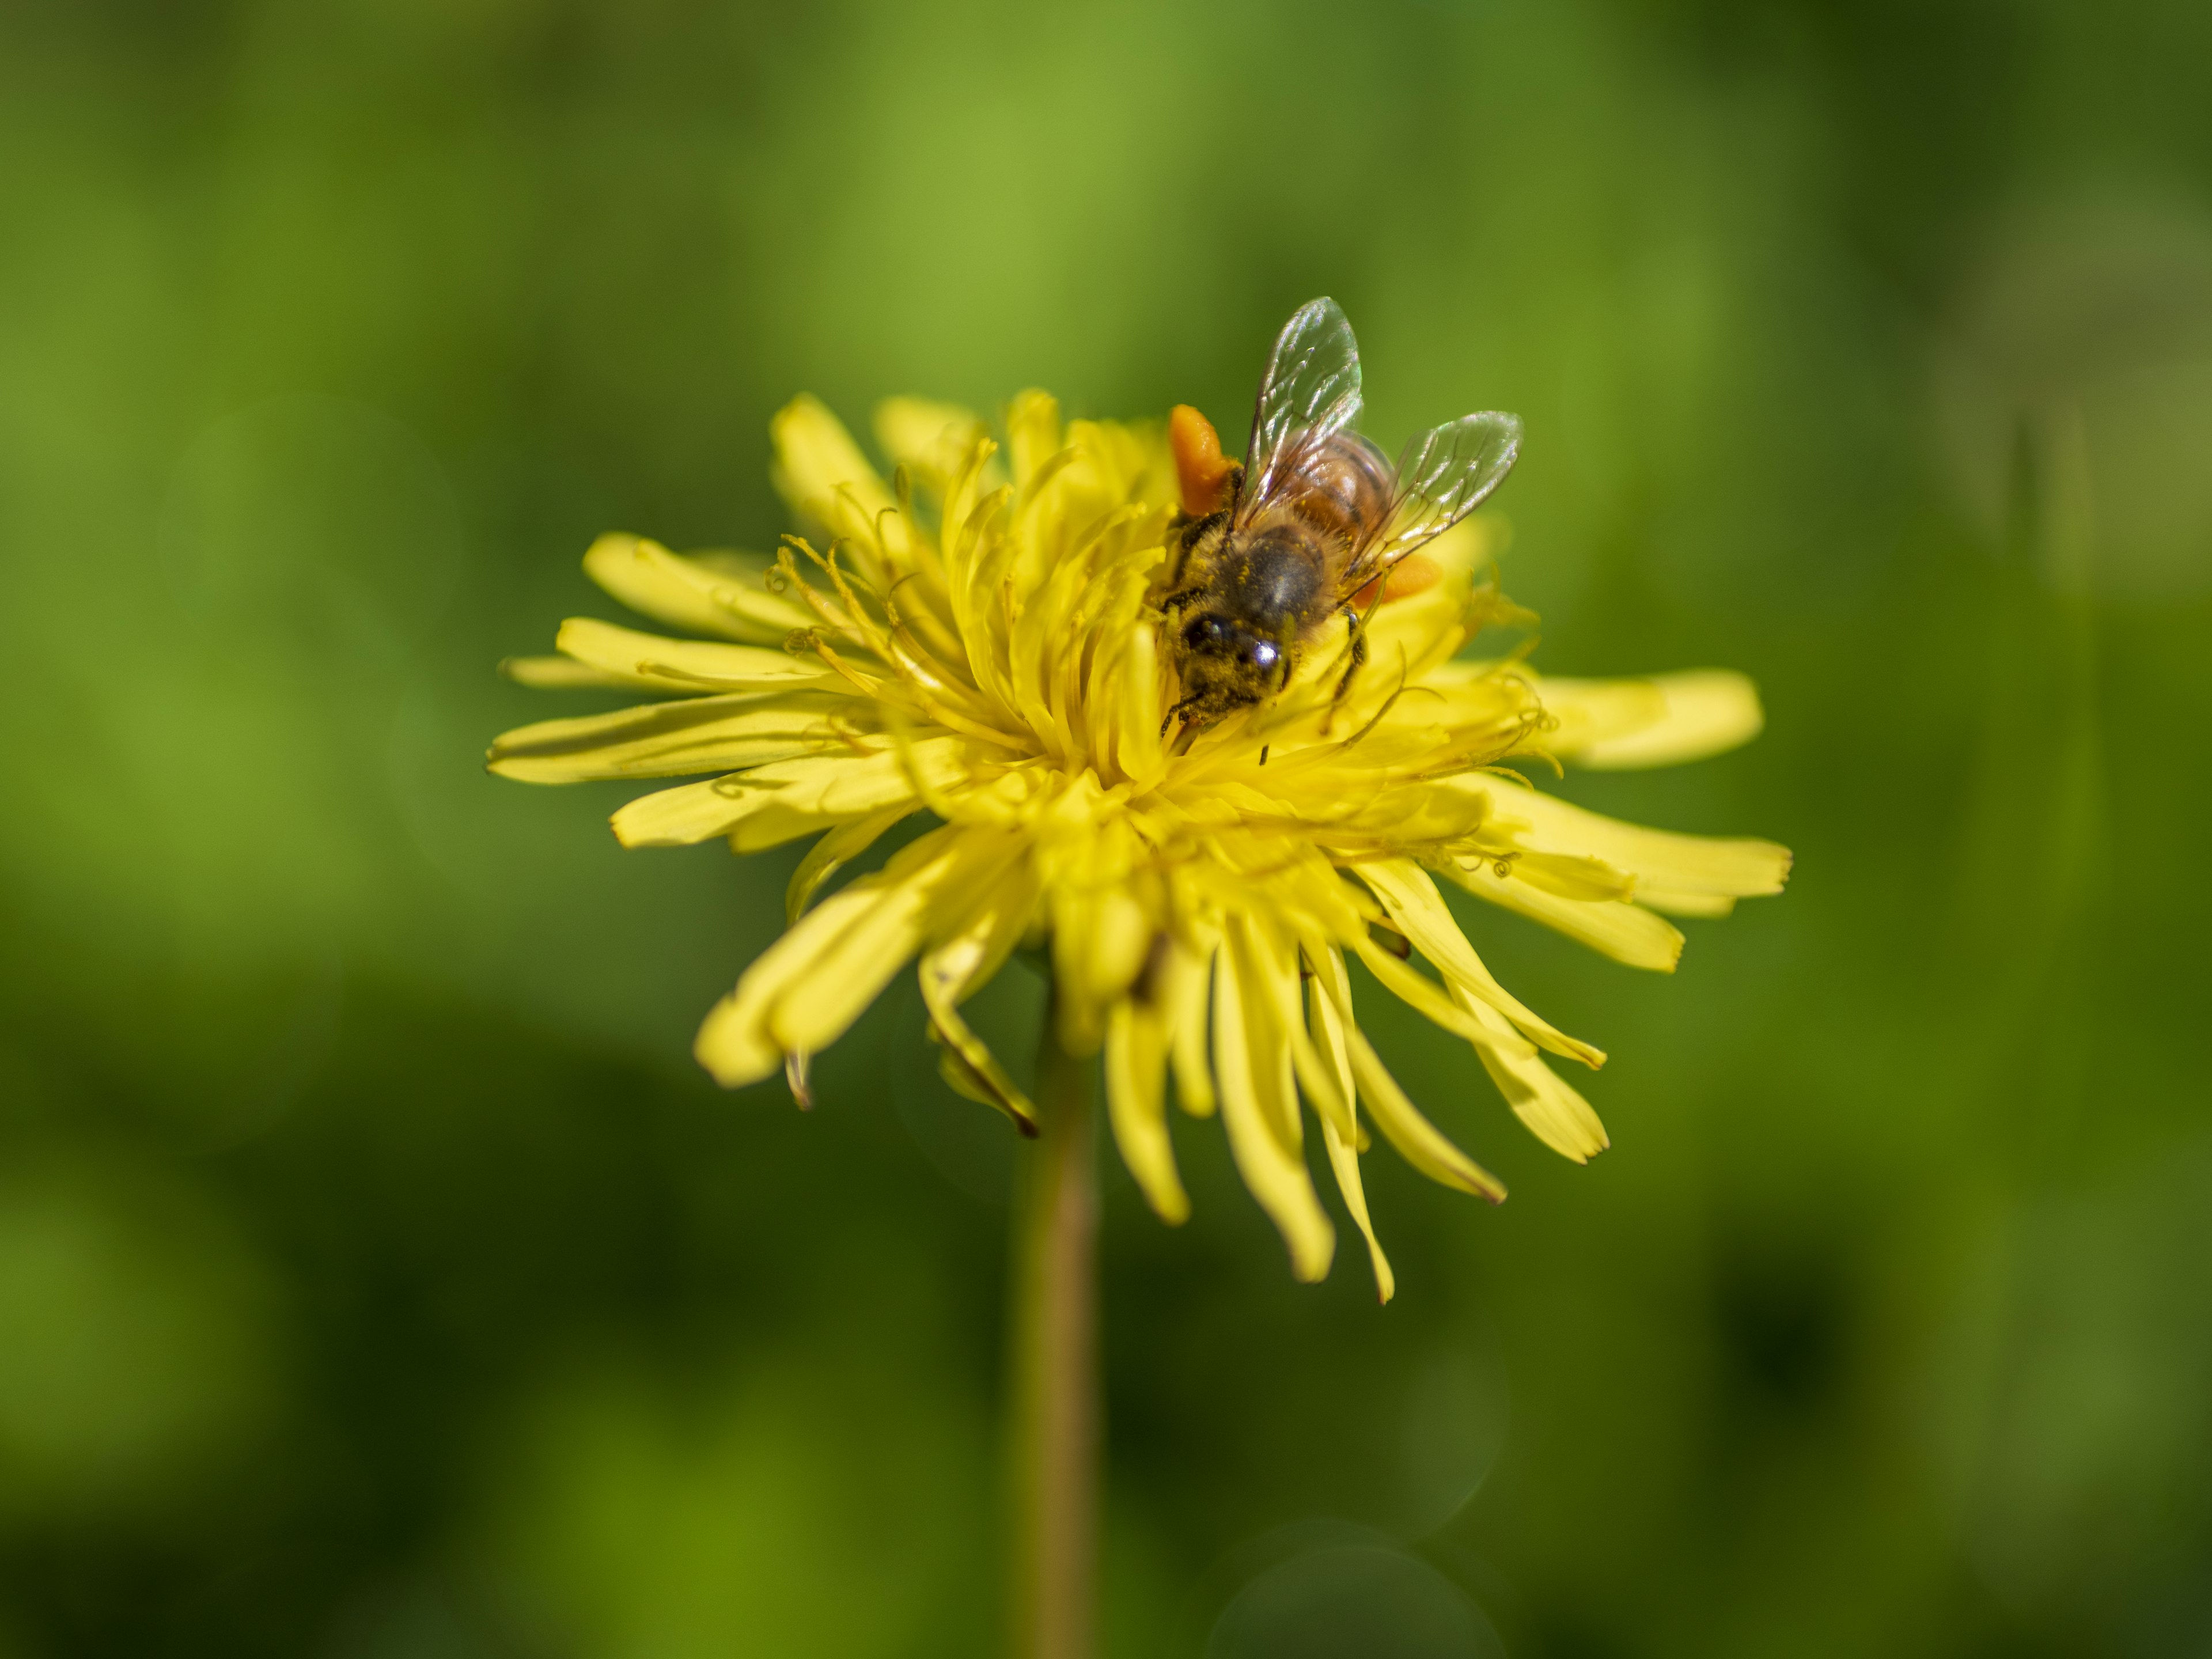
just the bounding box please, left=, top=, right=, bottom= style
left=1357, top=859, right=1605, bottom=1069
left=611, top=775, right=782, bottom=849
left=1316, top=1090, right=1393, bottom=1302
left=690, top=836, right=953, bottom=1088
left=1351, top=936, right=1504, bottom=1048
left=556, top=617, right=844, bottom=695
left=1343, top=929, right=1607, bottom=1161
left=498, top=654, right=643, bottom=691
left=1452, top=986, right=1611, bottom=1162
left=1226, top=916, right=1306, bottom=1153
left=488, top=692, right=869, bottom=783
left=1470, top=774, right=1791, bottom=901
left=918, top=889, right=1039, bottom=1136
left=1105, top=1000, right=1189, bottom=1224
left=692, top=1002, right=783, bottom=1089
left=1214, top=926, right=1334, bottom=1281
left=1166, top=941, right=1217, bottom=1119
left=1634, top=888, right=1739, bottom=918
left=873, top=397, right=987, bottom=497
left=1109, top=612, right=1168, bottom=787
left=1536, top=668, right=1764, bottom=768
left=769, top=395, right=911, bottom=580
left=1004, top=390, right=1063, bottom=494
left=764, top=840, right=967, bottom=1058
left=609, top=738, right=963, bottom=851
left=1048, top=881, right=1152, bottom=1056
left=1506, top=850, right=1637, bottom=903
left=737, top=738, right=969, bottom=850
left=1440, top=858, right=1684, bottom=972
left=1310, top=948, right=1506, bottom=1203
left=1304, top=967, right=1393, bottom=1302
left=582, top=533, right=813, bottom=643
left=786, top=805, right=915, bottom=922
left=932, top=1034, right=1024, bottom=1125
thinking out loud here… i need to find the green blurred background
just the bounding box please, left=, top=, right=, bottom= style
left=3, top=0, right=2210, bottom=1654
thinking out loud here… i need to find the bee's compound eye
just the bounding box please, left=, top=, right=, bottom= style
left=1183, top=615, right=1225, bottom=648
left=1247, top=640, right=1280, bottom=670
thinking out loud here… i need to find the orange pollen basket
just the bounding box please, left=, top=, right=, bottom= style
left=1351, top=554, right=1441, bottom=611
left=1169, top=404, right=1237, bottom=518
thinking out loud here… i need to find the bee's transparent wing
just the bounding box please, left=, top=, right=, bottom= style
left=1342, top=410, right=1522, bottom=594
left=1238, top=298, right=1363, bottom=522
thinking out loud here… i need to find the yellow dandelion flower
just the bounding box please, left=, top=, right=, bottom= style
left=490, top=315, right=1787, bottom=1302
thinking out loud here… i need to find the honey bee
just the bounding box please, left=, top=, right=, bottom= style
left=1158, top=297, right=1522, bottom=732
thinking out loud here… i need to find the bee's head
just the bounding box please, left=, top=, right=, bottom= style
left=1181, top=613, right=1282, bottom=675
left=1172, top=612, right=1288, bottom=717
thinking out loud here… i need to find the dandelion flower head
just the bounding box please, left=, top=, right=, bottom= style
left=491, top=351, right=1788, bottom=1298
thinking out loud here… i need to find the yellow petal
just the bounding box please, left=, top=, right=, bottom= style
left=1108, top=612, right=1167, bottom=787
left=488, top=692, right=869, bottom=783
left=1343, top=930, right=1606, bottom=1159
left=1634, top=888, right=1739, bottom=918
left=1536, top=669, right=1764, bottom=768
left=609, top=775, right=783, bottom=849
left=769, top=396, right=911, bottom=580
left=1309, top=946, right=1505, bottom=1203
left=556, top=617, right=844, bottom=695
left=764, top=836, right=969, bottom=1058
left=918, top=881, right=1039, bottom=1136
left=1105, top=1000, right=1188, bottom=1224
left=1440, top=858, right=1684, bottom=972
left=1048, top=880, right=1152, bottom=1057
left=873, top=397, right=987, bottom=497
left=1165, top=940, right=1217, bottom=1119
left=692, top=1001, right=784, bottom=1090
left=498, top=654, right=643, bottom=691
left=1350, top=935, right=1502, bottom=1048
left=1226, top=916, right=1307, bottom=1153
left=1303, top=965, right=1393, bottom=1303
left=1214, top=921, right=1334, bottom=1281
left=1452, top=986, right=1611, bottom=1162
left=692, top=831, right=955, bottom=1086
left=1471, top=775, right=1791, bottom=903
left=582, top=533, right=813, bottom=643
left=727, top=751, right=962, bottom=853
left=1356, top=859, right=1605, bottom=1069
left=933, top=1033, right=1025, bottom=1124
left=609, top=738, right=963, bottom=850
left=1005, top=390, right=1063, bottom=494
left=786, top=805, right=915, bottom=922
left=1506, top=850, right=1637, bottom=903
left=1040, top=806, right=1155, bottom=1054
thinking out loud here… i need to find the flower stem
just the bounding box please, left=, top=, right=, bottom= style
left=1007, top=993, right=1097, bottom=1659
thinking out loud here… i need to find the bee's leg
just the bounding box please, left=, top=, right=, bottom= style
left=1331, top=609, right=1369, bottom=704
left=1163, top=521, right=1194, bottom=590
left=1164, top=507, right=1228, bottom=591
left=1162, top=699, right=1213, bottom=755
left=1164, top=514, right=1192, bottom=586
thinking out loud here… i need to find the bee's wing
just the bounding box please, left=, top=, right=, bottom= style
left=1341, top=410, right=1522, bottom=595
left=1237, top=298, right=1363, bottom=524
